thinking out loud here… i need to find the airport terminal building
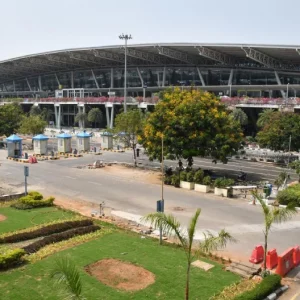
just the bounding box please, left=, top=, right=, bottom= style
left=1, top=43, right=300, bottom=128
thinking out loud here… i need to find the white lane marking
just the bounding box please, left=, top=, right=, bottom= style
left=89, top=181, right=102, bottom=185
left=64, top=176, right=76, bottom=179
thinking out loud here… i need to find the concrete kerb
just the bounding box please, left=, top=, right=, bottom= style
left=0, top=192, right=25, bottom=202
left=263, top=285, right=289, bottom=300
left=250, top=201, right=300, bottom=211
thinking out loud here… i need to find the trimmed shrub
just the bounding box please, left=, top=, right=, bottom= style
left=180, top=171, right=187, bottom=182
left=202, top=176, right=212, bottom=186
left=164, top=175, right=172, bottom=185
left=171, top=174, right=180, bottom=187
left=194, top=170, right=204, bottom=184
left=22, top=225, right=100, bottom=254
left=12, top=193, right=55, bottom=209
left=28, top=191, right=43, bottom=200
left=0, top=219, right=94, bottom=244
left=214, top=178, right=235, bottom=188
left=0, top=249, right=26, bottom=270
left=186, top=171, right=195, bottom=183
left=277, top=184, right=300, bottom=206
left=234, top=274, right=281, bottom=300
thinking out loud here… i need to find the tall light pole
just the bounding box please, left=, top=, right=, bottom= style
left=119, top=33, right=132, bottom=113
left=160, top=134, right=164, bottom=245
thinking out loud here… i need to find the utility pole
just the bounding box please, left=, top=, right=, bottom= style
left=119, top=33, right=132, bottom=113
left=160, top=134, right=164, bottom=245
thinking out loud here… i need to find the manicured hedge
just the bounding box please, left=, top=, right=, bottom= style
left=22, top=225, right=100, bottom=254
left=0, top=219, right=93, bottom=244
left=11, top=196, right=55, bottom=209
left=277, top=184, right=300, bottom=206
left=234, top=274, right=281, bottom=300
left=0, top=249, right=26, bottom=270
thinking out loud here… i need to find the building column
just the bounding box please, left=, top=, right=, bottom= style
left=58, top=104, right=62, bottom=129
left=162, top=67, right=166, bottom=87
left=196, top=67, right=206, bottom=86
left=38, top=76, right=42, bottom=91
left=105, top=106, right=110, bottom=128
left=110, top=105, right=114, bottom=129
left=274, top=71, right=285, bottom=98
left=71, top=71, right=74, bottom=89
left=110, top=68, right=114, bottom=88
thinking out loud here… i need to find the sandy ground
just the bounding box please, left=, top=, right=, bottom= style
left=0, top=214, right=6, bottom=221
left=85, top=258, right=155, bottom=291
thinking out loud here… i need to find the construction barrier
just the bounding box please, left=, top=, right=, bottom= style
left=275, top=247, right=294, bottom=277
left=293, top=246, right=300, bottom=267
left=249, top=245, right=264, bottom=264
left=266, top=248, right=278, bottom=270
left=28, top=156, right=37, bottom=164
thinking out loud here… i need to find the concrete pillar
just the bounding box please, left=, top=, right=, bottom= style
left=106, top=106, right=110, bottom=128
left=58, top=104, right=61, bottom=129
left=71, top=71, right=74, bottom=89
left=54, top=106, right=58, bottom=129
left=110, top=105, right=114, bottom=129
left=110, top=68, right=114, bottom=88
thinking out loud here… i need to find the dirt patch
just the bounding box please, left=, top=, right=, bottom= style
left=100, top=165, right=161, bottom=185
left=85, top=258, right=155, bottom=291
left=0, top=214, right=7, bottom=221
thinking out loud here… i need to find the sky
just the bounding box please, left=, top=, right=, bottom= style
left=1, top=0, right=300, bottom=61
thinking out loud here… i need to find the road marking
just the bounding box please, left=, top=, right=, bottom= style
left=89, top=181, right=101, bottom=185
left=64, top=176, right=76, bottom=180
left=291, top=292, right=300, bottom=300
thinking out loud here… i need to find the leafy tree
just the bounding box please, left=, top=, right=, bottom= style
left=256, top=112, right=300, bottom=151
left=50, top=257, right=84, bottom=300
left=75, top=112, right=88, bottom=129
left=289, top=161, right=300, bottom=182
left=41, top=108, right=53, bottom=123
left=113, top=109, right=145, bottom=167
left=230, top=108, right=248, bottom=126
left=253, top=192, right=296, bottom=272
left=19, top=115, right=47, bottom=136
left=29, top=105, right=42, bottom=116
left=143, top=209, right=234, bottom=300
left=87, top=108, right=103, bottom=128
left=257, top=109, right=275, bottom=128
left=0, top=103, right=24, bottom=136
left=140, top=88, right=243, bottom=164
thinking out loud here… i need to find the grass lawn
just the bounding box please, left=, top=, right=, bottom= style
left=0, top=231, right=239, bottom=300
left=0, top=207, right=76, bottom=234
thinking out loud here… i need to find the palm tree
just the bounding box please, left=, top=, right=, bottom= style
left=253, top=193, right=296, bottom=271
left=143, top=209, right=234, bottom=300
left=41, top=108, right=53, bottom=124
left=75, top=112, right=88, bottom=129
left=50, top=256, right=84, bottom=300
left=87, top=108, right=103, bottom=128
left=230, top=108, right=248, bottom=126
left=257, top=109, right=275, bottom=128
left=29, top=105, right=42, bottom=116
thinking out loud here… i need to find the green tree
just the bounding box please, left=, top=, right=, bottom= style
left=0, top=103, right=24, bottom=136
left=143, top=209, right=234, bottom=300
left=113, top=109, right=145, bottom=166
left=19, top=115, right=47, bottom=136
left=257, top=109, right=275, bottom=128
left=230, top=108, right=248, bottom=126
left=289, top=161, right=300, bottom=182
left=253, top=193, right=296, bottom=272
left=29, top=105, right=42, bottom=116
left=256, top=112, right=300, bottom=151
left=75, top=112, right=88, bottom=129
left=50, top=257, right=84, bottom=300
left=140, top=88, right=243, bottom=164
left=41, top=108, right=53, bottom=123
left=87, top=108, right=103, bottom=128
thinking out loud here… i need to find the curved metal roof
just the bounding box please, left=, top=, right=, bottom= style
left=1, top=43, right=300, bottom=84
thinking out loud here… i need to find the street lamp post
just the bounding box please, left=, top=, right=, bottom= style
left=119, top=33, right=132, bottom=113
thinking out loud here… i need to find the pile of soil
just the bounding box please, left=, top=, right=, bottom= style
left=85, top=258, right=155, bottom=291
left=0, top=214, right=7, bottom=221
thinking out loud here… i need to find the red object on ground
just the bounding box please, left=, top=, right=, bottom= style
left=32, top=156, right=37, bottom=163
left=249, top=245, right=264, bottom=264
left=275, top=247, right=294, bottom=277
left=293, top=246, right=300, bottom=267
left=28, top=156, right=33, bottom=163
left=266, top=248, right=278, bottom=270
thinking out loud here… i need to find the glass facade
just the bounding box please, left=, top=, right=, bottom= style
left=1, top=67, right=300, bottom=97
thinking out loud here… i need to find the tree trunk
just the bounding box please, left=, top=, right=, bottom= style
left=264, top=232, right=268, bottom=271
left=185, top=261, right=191, bottom=300
left=133, top=145, right=137, bottom=167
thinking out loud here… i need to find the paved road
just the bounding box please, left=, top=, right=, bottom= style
left=1, top=149, right=300, bottom=261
